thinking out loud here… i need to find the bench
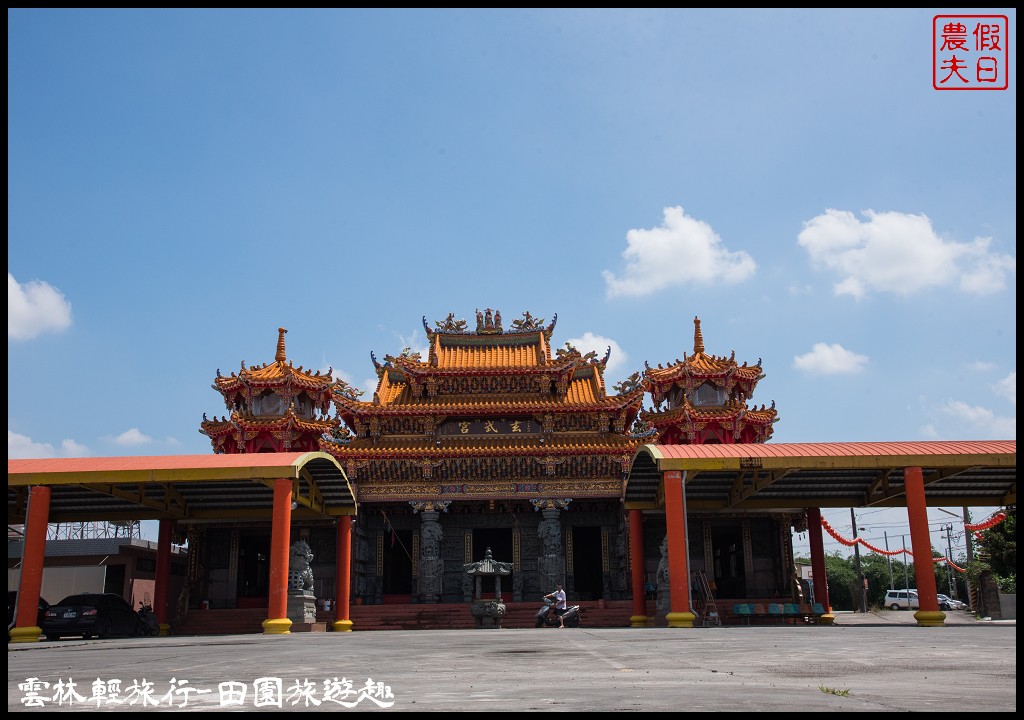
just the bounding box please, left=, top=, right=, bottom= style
left=732, top=603, right=755, bottom=624
left=730, top=602, right=827, bottom=625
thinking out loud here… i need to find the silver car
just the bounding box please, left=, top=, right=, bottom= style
left=937, top=593, right=967, bottom=611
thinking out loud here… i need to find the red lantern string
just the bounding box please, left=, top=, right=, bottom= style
left=818, top=517, right=966, bottom=571
left=944, top=556, right=966, bottom=572
left=964, top=512, right=1006, bottom=532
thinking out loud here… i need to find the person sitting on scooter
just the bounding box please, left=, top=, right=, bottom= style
left=544, top=584, right=567, bottom=628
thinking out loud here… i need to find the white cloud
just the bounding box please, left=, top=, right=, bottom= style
left=60, top=439, right=90, bottom=456
left=994, top=371, right=1015, bottom=404
left=919, top=424, right=939, bottom=438
left=968, top=361, right=996, bottom=372
left=603, top=206, right=756, bottom=298
left=566, top=332, right=630, bottom=381
left=793, top=343, right=869, bottom=375
left=8, top=431, right=89, bottom=458
left=797, top=209, right=1016, bottom=299
left=112, top=428, right=153, bottom=446
left=8, top=273, right=73, bottom=340
left=9, top=430, right=56, bottom=459
left=941, top=400, right=1016, bottom=438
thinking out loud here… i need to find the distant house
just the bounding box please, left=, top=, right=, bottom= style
left=8, top=536, right=187, bottom=610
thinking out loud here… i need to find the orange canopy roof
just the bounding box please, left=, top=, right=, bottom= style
left=8, top=452, right=356, bottom=522
left=624, top=440, right=1016, bottom=511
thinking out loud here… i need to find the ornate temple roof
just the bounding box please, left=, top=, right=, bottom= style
left=200, top=410, right=338, bottom=438
left=644, top=317, right=764, bottom=386
left=211, top=328, right=336, bottom=399
left=639, top=401, right=778, bottom=426
left=639, top=316, right=778, bottom=444
left=323, top=432, right=640, bottom=459
left=337, top=310, right=641, bottom=419
left=201, top=328, right=339, bottom=453
left=346, top=380, right=643, bottom=414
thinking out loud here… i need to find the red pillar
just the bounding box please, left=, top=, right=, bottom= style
left=332, top=515, right=353, bottom=632
left=154, top=519, right=175, bottom=635
left=905, top=466, right=944, bottom=626
left=628, top=509, right=648, bottom=628
left=663, top=470, right=695, bottom=628
left=262, top=478, right=293, bottom=635
left=12, top=486, right=51, bottom=643
left=805, top=508, right=835, bottom=624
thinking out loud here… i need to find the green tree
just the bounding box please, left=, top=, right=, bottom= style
left=974, top=507, right=1016, bottom=593
left=823, top=552, right=856, bottom=610
left=859, top=552, right=899, bottom=608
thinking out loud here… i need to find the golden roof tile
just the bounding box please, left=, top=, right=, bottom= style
left=323, top=432, right=640, bottom=458
left=200, top=411, right=338, bottom=434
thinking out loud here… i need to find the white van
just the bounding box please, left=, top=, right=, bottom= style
left=884, top=589, right=919, bottom=610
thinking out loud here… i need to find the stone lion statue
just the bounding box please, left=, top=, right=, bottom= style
left=289, top=540, right=315, bottom=592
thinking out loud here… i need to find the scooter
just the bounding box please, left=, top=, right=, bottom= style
left=535, top=597, right=581, bottom=628
left=137, top=602, right=160, bottom=636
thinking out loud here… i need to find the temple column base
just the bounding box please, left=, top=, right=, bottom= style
left=914, top=610, right=946, bottom=627
left=9, top=626, right=42, bottom=643
left=331, top=619, right=354, bottom=632
left=629, top=614, right=649, bottom=628
left=262, top=617, right=292, bottom=635
left=817, top=613, right=836, bottom=625
left=666, top=611, right=697, bottom=628
left=158, top=623, right=172, bottom=636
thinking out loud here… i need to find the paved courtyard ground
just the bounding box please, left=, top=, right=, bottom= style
left=9, top=610, right=1016, bottom=712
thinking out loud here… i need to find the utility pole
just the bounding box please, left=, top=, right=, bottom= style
left=850, top=508, right=867, bottom=613
left=902, top=535, right=910, bottom=597
left=883, top=531, right=894, bottom=590
left=963, top=507, right=974, bottom=610
left=941, top=523, right=955, bottom=598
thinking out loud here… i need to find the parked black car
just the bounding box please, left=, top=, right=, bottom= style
left=7, top=590, right=49, bottom=637
left=41, top=593, right=142, bottom=640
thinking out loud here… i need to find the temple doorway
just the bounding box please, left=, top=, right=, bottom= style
left=711, top=525, right=746, bottom=598
left=382, top=529, right=414, bottom=597
left=237, top=532, right=270, bottom=606
left=571, top=526, right=604, bottom=600
left=472, top=528, right=513, bottom=598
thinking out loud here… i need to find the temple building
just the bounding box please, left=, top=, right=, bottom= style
left=10, top=314, right=1012, bottom=639
left=190, top=311, right=794, bottom=624
left=321, top=310, right=646, bottom=605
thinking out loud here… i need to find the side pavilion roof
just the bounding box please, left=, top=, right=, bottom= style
left=8, top=452, right=356, bottom=523
left=623, top=440, right=1016, bottom=511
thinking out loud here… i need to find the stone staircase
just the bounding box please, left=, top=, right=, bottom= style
left=172, top=600, right=648, bottom=635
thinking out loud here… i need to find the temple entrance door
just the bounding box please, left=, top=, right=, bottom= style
left=472, top=528, right=513, bottom=598
left=237, top=532, right=270, bottom=607
left=571, top=526, right=604, bottom=601
left=711, top=525, right=746, bottom=598
left=382, top=529, right=413, bottom=599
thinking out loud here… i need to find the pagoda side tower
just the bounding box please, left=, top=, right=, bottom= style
left=200, top=327, right=339, bottom=453
left=640, top=317, right=778, bottom=445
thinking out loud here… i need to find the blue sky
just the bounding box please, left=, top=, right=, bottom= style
left=8, top=9, right=1015, bottom=555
